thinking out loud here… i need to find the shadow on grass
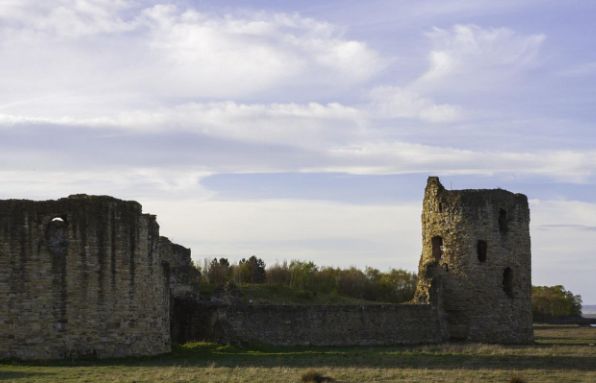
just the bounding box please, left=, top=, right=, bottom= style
left=535, top=339, right=596, bottom=346
left=3, top=342, right=596, bottom=372
left=0, top=371, right=54, bottom=381
left=174, top=343, right=596, bottom=371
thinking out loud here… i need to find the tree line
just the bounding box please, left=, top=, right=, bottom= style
left=200, top=257, right=584, bottom=316
left=202, top=256, right=418, bottom=303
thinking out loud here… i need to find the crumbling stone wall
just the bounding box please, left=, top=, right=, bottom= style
left=159, top=237, right=200, bottom=300
left=1, top=177, right=535, bottom=355
left=193, top=303, right=446, bottom=346
left=0, top=195, right=171, bottom=359
left=414, top=177, right=533, bottom=343
left=159, top=236, right=201, bottom=344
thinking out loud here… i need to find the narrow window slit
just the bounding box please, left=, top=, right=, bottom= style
left=498, top=209, right=508, bottom=233
left=503, top=267, right=513, bottom=298
left=477, top=240, right=487, bottom=262
left=432, top=236, right=443, bottom=261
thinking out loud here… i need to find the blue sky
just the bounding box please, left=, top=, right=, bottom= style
left=1, top=1, right=595, bottom=302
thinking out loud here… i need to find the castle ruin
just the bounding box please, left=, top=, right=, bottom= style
left=0, top=177, right=533, bottom=360
left=0, top=195, right=198, bottom=360
left=175, top=177, right=533, bottom=346
left=414, top=177, right=533, bottom=343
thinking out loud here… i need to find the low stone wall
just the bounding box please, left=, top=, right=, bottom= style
left=192, top=303, right=446, bottom=346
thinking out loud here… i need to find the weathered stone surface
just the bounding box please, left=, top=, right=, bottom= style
left=414, top=177, right=533, bottom=343
left=159, top=236, right=201, bottom=344
left=159, top=236, right=200, bottom=300
left=0, top=177, right=534, bottom=355
left=192, top=303, right=447, bottom=346
left=0, top=195, right=171, bottom=359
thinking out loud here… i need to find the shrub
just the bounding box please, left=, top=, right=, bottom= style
left=266, top=262, right=291, bottom=286
left=237, top=256, right=266, bottom=284
left=336, top=267, right=368, bottom=299
left=532, top=285, right=582, bottom=319
left=206, top=258, right=231, bottom=286
left=301, top=370, right=335, bottom=382
left=202, top=257, right=418, bottom=303
left=289, top=261, right=318, bottom=290
left=510, top=375, right=527, bottom=383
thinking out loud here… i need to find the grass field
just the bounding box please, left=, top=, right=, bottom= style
left=1, top=325, right=595, bottom=382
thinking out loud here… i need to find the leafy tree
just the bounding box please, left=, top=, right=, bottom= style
left=532, top=285, right=582, bottom=319
left=312, top=267, right=339, bottom=294
left=266, top=262, right=291, bottom=286
left=380, top=269, right=418, bottom=302
left=202, top=256, right=418, bottom=304
left=337, top=267, right=368, bottom=298
left=289, top=261, right=318, bottom=290
left=236, top=256, right=266, bottom=284
left=206, top=257, right=231, bottom=286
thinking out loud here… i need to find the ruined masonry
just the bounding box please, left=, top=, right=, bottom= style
left=177, top=177, right=533, bottom=346
left=0, top=195, right=198, bottom=360
left=414, top=177, right=533, bottom=343
left=0, top=177, right=533, bottom=360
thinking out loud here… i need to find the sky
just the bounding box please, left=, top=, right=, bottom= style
left=1, top=0, right=595, bottom=302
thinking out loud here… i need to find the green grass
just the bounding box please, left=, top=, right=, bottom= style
left=1, top=326, right=596, bottom=382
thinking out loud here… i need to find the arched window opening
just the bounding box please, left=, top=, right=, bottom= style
left=498, top=209, right=508, bottom=234
left=431, top=236, right=443, bottom=261
left=46, top=216, right=68, bottom=255
left=477, top=240, right=487, bottom=262
left=503, top=267, right=514, bottom=298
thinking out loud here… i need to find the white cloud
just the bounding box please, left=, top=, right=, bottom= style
left=2, top=106, right=595, bottom=182
left=415, top=24, right=545, bottom=90
left=362, top=24, right=545, bottom=123
left=116, top=102, right=365, bottom=147
left=326, top=142, right=596, bottom=182
left=0, top=169, right=213, bottom=201
left=0, top=1, right=385, bottom=110
left=0, top=101, right=365, bottom=149
left=368, top=86, right=462, bottom=123
left=0, top=0, right=132, bottom=37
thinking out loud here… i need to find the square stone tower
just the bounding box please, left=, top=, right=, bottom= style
left=414, top=177, right=533, bottom=343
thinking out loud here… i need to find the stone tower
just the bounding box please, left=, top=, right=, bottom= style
left=414, top=177, right=533, bottom=343
left=0, top=195, right=171, bottom=359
